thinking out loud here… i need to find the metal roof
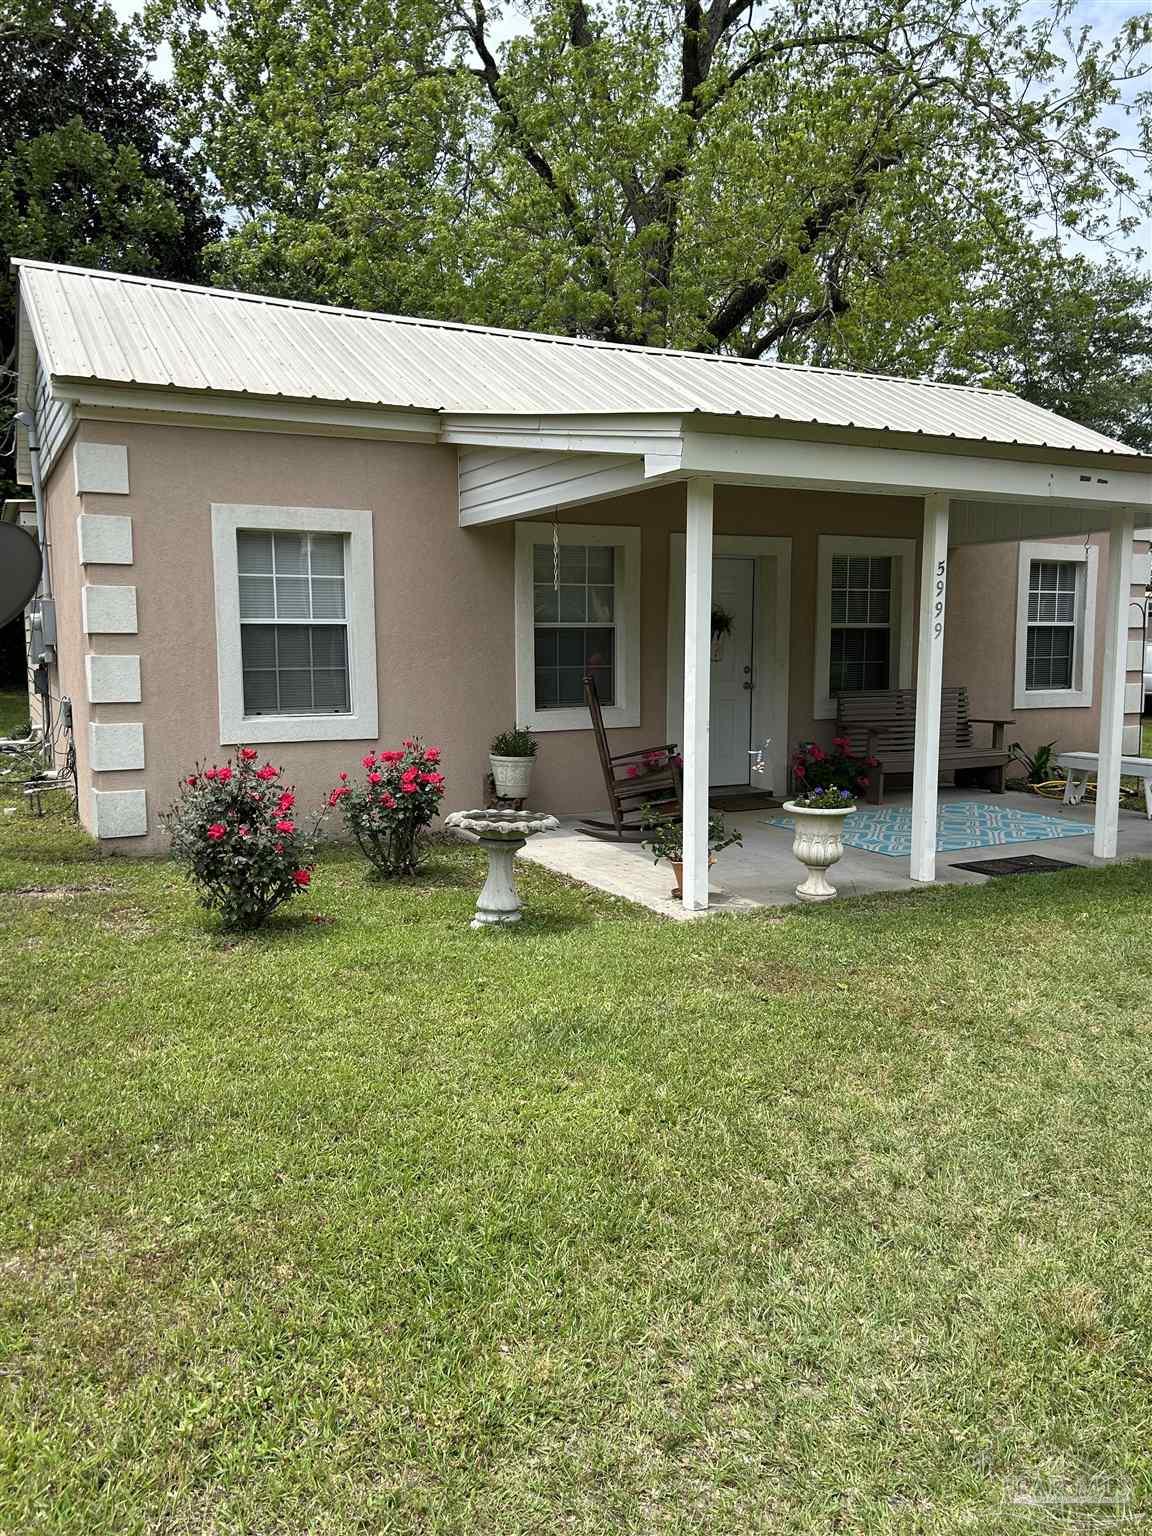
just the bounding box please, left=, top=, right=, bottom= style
left=15, top=258, right=1146, bottom=458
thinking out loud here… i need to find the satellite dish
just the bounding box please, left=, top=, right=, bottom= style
left=0, top=524, right=43, bottom=629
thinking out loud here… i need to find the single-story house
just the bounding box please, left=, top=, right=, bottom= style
left=9, top=259, right=1151, bottom=908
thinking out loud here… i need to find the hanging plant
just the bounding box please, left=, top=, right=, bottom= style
left=710, top=606, right=734, bottom=639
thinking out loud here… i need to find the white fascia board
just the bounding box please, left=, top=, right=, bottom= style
left=442, top=412, right=686, bottom=461
left=65, top=384, right=441, bottom=442
left=677, top=430, right=1152, bottom=512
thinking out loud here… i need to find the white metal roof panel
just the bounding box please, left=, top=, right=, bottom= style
left=15, top=259, right=1145, bottom=458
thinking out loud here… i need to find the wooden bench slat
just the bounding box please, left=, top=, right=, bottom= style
left=834, top=686, right=1010, bottom=803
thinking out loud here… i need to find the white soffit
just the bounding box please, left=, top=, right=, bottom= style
left=16, top=259, right=1150, bottom=462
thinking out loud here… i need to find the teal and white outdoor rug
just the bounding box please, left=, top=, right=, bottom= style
left=762, top=800, right=1093, bottom=858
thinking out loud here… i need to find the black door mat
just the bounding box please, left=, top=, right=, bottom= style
left=950, top=854, right=1080, bottom=877
left=709, top=791, right=783, bottom=812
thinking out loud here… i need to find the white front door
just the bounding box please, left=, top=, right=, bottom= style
left=709, top=556, right=756, bottom=785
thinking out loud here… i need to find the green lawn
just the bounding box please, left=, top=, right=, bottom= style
left=0, top=687, right=30, bottom=738
left=1, top=809, right=1151, bottom=1534
left=1143, top=717, right=1152, bottom=757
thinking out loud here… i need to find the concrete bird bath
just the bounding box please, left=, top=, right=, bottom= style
left=444, top=808, right=559, bottom=928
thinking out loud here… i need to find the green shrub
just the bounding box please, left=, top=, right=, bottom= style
left=164, top=750, right=319, bottom=929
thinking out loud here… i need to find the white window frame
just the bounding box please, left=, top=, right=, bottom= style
left=1014, top=540, right=1097, bottom=710
left=211, top=503, right=378, bottom=744
left=514, top=521, right=641, bottom=732
left=814, top=535, right=916, bottom=719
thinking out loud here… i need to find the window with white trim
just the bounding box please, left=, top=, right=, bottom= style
left=211, top=503, right=378, bottom=745
left=814, top=536, right=915, bottom=718
left=238, top=531, right=350, bottom=715
left=1014, top=541, right=1097, bottom=709
left=514, top=522, right=641, bottom=732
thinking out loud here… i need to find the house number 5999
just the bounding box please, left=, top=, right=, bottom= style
left=934, top=558, right=947, bottom=639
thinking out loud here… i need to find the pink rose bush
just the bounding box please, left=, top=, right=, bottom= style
left=791, top=736, right=878, bottom=799
left=330, top=738, right=446, bottom=878
left=164, top=751, right=319, bottom=929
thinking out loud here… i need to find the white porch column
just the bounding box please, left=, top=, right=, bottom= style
left=910, top=493, right=950, bottom=883
left=1093, top=504, right=1137, bottom=858
left=682, top=478, right=714, bottom=911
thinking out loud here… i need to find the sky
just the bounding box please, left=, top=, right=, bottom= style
left=109, top=0, right=1151, bottom=269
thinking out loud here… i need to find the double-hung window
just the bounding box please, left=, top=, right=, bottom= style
left=238, top=531, right=349, bottom=715
left=211, top=503, right=378, bottom=744
left=814, top=536, right=915, bottom=717
left=1014, top=541, right=1097, bottom=709
left=515, top=522, right=641, bottom=731
left=829, top=555, right=893, bottom=694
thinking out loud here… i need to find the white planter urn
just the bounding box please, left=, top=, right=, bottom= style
left=489, top=753, right=535, bottom=800
left=783, top=801, right=857, bottom=902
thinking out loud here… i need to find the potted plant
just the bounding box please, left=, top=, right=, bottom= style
left=489, top=726, right=537, bottom=800
left=783, top=784, right=858, bottom=902
left=640, top=804, right=743, bottom=899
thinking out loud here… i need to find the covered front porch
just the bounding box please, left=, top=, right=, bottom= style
left=521, top=785, right=1152, bottom=918
left=461, top=413, right=1148, bottom=909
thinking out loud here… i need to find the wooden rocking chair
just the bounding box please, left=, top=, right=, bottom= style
left=578, top=673, right=682, bottom=841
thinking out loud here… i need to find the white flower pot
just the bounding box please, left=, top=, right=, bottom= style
left=490, top=753, right=535, bottom=800
left=783, top=801, right=857, bottom=902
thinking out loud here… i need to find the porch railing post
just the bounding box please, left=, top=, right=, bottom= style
left=910, top=493, right=950, bottom=883
left=1094, top=504, right=1136, bottom=859
left=682, top=478, right=714, bottom=911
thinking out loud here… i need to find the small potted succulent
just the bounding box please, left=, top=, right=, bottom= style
left=489, top=726, right=538, bottom=801
left=640, top=804, right=743, bottom=899
left=783, top=784, right=858, bottom=902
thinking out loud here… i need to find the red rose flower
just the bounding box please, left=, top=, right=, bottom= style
left=275, top=819, right=295, bottom=834
left=203, top=768, right=217, bottom=781
left=185, top=775, right=198, bottom=787
left=424, top=747, right=441, bottom=763
left=399, top=782, right=418, bottom=795
left=217, top=765, right=233, bottom=783
left=240, top=747, right=258, bottom=761
left=207, top=822, right=226, bottom=841
left=361, top=753, right=376, bottom=769
left=278, top=792, right=295, bottom=812
left=380, top=793, right=396, bottom=808
left=256, top=764, right=277, bottom=781
left=292, top=869, right=311, bottom=886
left=381, top=750, right=403, bottom=764
left=808, top=746, right=825, bottom=763
left=237, top=825, right=251, bottom=838
left=368, top=771, right=382, bottom=785
left=339, top=771, right=349, bottom=782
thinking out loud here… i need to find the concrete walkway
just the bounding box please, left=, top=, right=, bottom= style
left=518, top=788, right=1152, bottom=919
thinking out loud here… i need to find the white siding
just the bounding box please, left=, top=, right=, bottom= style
left=458, top=447, right=645, bottom=525
left=33, top=352, right=74, bottom=477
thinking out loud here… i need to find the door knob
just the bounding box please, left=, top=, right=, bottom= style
left=742, top=679, right=754, bottom=690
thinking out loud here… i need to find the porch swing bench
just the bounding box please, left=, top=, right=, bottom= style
left=835, top=686, right=1014, bottom=804
left=578, top=673, right=683, bottom=840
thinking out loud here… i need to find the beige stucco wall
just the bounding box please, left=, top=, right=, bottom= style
left=945, top=533, right=1141, bottom=761
left=43, top=417, right=1133, bottom=854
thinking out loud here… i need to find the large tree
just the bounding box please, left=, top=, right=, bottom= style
left=1, top=0, right=217, bottom=414
left=152, top=0, right=1151, bottom=360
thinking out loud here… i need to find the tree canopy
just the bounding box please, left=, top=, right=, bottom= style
left=0, top=0, right=217, bottom=399
left=150, top=0, right=1150, bottom=345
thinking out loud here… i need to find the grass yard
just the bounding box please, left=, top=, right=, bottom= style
left=1, top=804, right=1151, bottom=1534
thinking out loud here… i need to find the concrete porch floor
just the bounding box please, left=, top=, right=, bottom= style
left=517, top=788, right=1152, bottom=919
